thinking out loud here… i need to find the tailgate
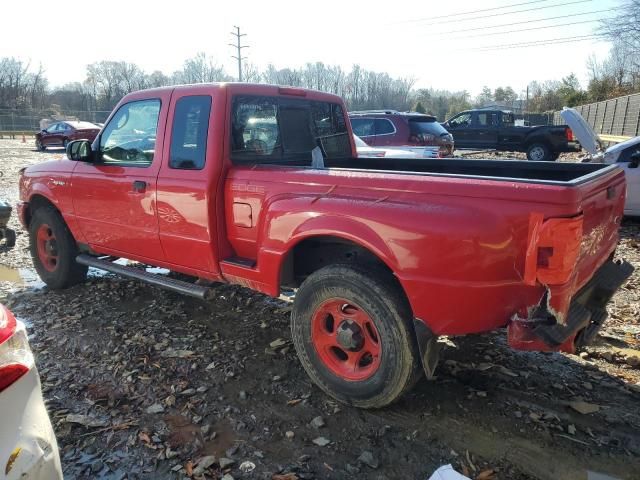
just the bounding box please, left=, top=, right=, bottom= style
left=509, top=166, right=629, bottom=352
left=573, top=167, right=626, bottom=290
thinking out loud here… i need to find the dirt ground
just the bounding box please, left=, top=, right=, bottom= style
left=1, top=139, right=639, bottom=480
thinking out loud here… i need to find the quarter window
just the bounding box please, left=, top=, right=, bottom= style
left=374, top=119, right=395, bottom=135
left=169, top=96, right=212, bottom=170
left=99, top=99, right=161, bottom=167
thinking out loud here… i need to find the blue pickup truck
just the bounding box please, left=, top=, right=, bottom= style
left=443, top=109, right=581, bottom=161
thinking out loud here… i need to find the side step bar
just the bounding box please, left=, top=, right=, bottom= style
left=76, top=254, right=212, bottom=300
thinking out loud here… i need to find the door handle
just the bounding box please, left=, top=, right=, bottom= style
left=132, top=180, right=147, bottom=193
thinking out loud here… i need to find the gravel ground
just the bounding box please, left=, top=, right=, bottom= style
left=1, top=139, right=639, bottom=480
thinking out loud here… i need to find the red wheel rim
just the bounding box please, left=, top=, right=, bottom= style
left=311, top=298, right=382, bottom=381
left=36, top=224, right=59, bottom=272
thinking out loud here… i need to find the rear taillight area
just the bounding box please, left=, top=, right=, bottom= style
left=565, top=127, right=574, bottom=142
left=409, top=133, right=436, bottom=145
left=0, top=304, right=33, bottom=393
left=524, top=214, right=584, bottom=286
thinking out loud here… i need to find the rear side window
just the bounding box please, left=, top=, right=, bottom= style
left=351, top=118, right=374, bottom=137
left=231, top=95, right=350, bottom=164
left=476, top=112, right=496, bottom=127
left=374, top=119, right=395, bottom=135
left=169, top=95, right=212, bottom=170
left=502, top=113, right=514, bottom=126
left=409, top=118, right=448, bottom=136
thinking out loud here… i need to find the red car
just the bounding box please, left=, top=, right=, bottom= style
left=35, top=121, right=101, bottom=151
left=349, top=110, right=455, bottom=157
left=17, top=83, right=632, bottom=408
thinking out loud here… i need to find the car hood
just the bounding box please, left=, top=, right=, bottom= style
left=560, top=107, right=601, bottom=155
left=604, top=135, right=640, bottom=156
left=25, top=157, right=75, bottom=174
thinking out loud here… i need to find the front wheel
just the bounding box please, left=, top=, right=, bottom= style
left=29, top=207, right=87, bottom=289
left=291, top=264, right=420, bottom=408
left=35, top=139, right=45, bottom=151
left=526, top=143, right=552, bottom=161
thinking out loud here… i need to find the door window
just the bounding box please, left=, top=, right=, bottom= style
left=46, top=123, right=59, bottom=133
left=99, top=99, right=161, bottom=167
left=169, top=96, right=212, bottom=170
left=350, top=118, right=375, bottom=137
left=449, top=113, right=471, bottom=128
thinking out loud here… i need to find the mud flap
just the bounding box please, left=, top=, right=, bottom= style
left=413, top=319, right=441, bottom=379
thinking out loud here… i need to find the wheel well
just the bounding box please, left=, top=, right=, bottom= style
left=26, top=194, right=58, bottom=227
left=280, top=236, right=394, bottom=289
left=525, top=139, right=550, bottom=150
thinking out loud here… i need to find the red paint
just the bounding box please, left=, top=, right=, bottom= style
left=18, top=83, right=628, bottom=354
left=0, top=304, right=30, bottom=393
left=36, top=223, right=58, bottom=272
left=311, top=298, right=381, bottom=381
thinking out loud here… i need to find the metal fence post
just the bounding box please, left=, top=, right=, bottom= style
left=621, top=97, right=630, bottom=136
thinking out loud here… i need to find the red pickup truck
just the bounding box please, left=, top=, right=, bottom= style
left=17, top=83, right=632, bottom=408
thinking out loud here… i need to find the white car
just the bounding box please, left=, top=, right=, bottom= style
left=561, top=108, right=640, bottom=216
left=353, top=135, right=422, bottom=158
left=0, top=304, right=62, bottom=480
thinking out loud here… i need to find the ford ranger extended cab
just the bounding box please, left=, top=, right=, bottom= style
left=17, top=83, right=632, bottom=408
left=443, top=109, right=581, bottom=161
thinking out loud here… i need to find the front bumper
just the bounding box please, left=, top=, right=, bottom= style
left=508, top=259, right=634, bottom=352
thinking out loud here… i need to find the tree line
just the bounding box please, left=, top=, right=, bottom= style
left=1, top=1, right=638, bottom=121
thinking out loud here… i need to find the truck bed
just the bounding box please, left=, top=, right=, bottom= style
left=325, top=157, right=617, bottom=185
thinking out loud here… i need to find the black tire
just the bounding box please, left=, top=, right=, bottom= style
left=291, top=264, right=421, bottom=408
left=35, top=139, right=45, bottom=151
left=62, top=138, right=69, bottom=149
left=29, top=207, right=87, bottom=289
left=526, top=143, right=552, bottom=161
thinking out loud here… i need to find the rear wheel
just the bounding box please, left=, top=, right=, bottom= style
left=291, top=264, right=420, bottom=408
left=526, top=143, right=552, bottom=161
left=29, top=207, right=87, bottom=289
left=62, top=138, right=69, bottom=149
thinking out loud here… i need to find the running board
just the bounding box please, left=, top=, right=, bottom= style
left=76, top=254, right=212, bottom=300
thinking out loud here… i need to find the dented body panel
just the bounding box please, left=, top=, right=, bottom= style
left=18, top=83, right=632, bottom=354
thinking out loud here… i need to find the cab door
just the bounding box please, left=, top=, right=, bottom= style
left=156, top=89, right=225, bottom=274
left=468, top=111, right=498, bottom=149
left=71, top=92, right=171, bottom=261
left=445, top=112, right=472, bottom=148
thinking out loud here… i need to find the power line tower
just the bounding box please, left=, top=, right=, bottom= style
left=229, top=26, right=248, bottom=82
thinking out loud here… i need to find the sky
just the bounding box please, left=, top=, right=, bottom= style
left=0, top=0, right=618, bottom=96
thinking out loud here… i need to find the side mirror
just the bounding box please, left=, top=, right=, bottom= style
left=66, top=140, right=93, bottom=162
left=628, top=151, right=640, bottom=169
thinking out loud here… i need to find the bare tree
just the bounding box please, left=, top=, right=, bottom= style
left=173, top=52, right=232, bottom=84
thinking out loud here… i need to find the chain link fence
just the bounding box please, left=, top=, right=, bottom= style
left=552, top=92, right=640, bottom=137
left=0, top=109, right=111, bottom=135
